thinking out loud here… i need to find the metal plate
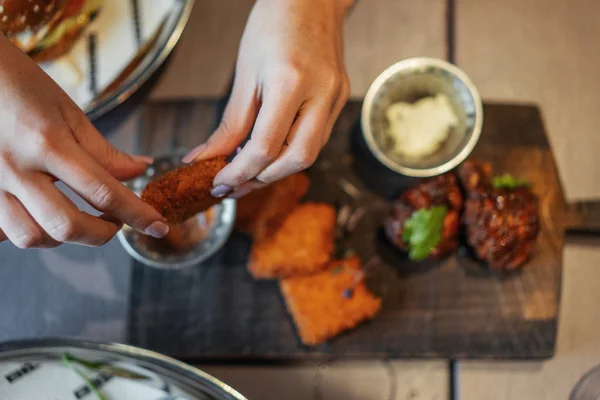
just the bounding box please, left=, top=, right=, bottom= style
left=0, top=339, right=247, bottom=399
left=83, top=0, right=194, bottom=120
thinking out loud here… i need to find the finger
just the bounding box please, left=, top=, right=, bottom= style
left=323, top=71, right=350, bottom=146
left=183, top=77, right=259, bottom=163
left=212, top=84, right=304, bottom=188
left=9, top=175, right=121, bottom=246
left=60, top=102, right=153, bottom=181
left=322, top=23, right=349, bottom=147
left=227, top=179, right=268, bottom=199
left=255, top=101, right=329, bottom=183
left=0, top=191, right=60, bottom=248
left=43, top=141, right=169, bottom=238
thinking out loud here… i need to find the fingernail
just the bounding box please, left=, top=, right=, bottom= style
left=132, top=155, right=154, bottom=164
left=145, top=221, right=170, bottom=238
left=182, top=144, right=208, bottom=164
left=211, top=184, right=232, bottom=198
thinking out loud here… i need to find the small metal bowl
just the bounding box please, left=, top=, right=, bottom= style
left=117, top=150, right=236, bottom=269
left=361, top=57, right=483, bottom=177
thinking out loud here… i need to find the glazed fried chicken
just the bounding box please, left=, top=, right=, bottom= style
left=458, top=160, right=539, bottom=272
left=385, top=173, right=462, bottom=259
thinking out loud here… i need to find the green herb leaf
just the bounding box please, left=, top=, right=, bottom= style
left=402, top=206, right=447, bottom=261
left=331, top=265, right=343, bottom=274
left=492, top=174, right=530, bottom=189
left=62, top=352, right=149, bottom=381
left=63, top=354, right=107, bottom=400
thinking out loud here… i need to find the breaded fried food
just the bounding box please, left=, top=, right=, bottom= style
left=280, top=256, right=382, bottom=346
left=236, top=172, right=310, bottom=239
left=248, top=202, right=336, bottom=279
left=141, top=156, right=227, bottom=224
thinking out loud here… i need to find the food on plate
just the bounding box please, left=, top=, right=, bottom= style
left=236, top=172, right=310, bottom=240
left=384, top=173, right=462, bottom=260
left=458, top=160, right=539, bottom=272
left=139, top=208, right=215, bottom=253
left=0, top=0, right=102, bottom=62
left=385, top=93, right=458, bottom=158
left=457, top=159, right=493, bottom=193
left=141, top=156, right=227, bottom=224
left=492, top=174, right=531, bottom=190
left=280, top=255, right=381, bottom=346
left=248, top=202, right=336, bottom=279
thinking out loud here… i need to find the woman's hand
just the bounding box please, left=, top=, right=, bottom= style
left=184, top=0, right=352, bottom=198
left=0, top=33, right=169, bottom=249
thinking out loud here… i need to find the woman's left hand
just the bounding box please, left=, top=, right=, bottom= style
left=183, top=0, right=352, bottom=198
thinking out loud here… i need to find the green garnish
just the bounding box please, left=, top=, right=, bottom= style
left=402, top=206, right=447, bottom=261
left=62, top=354, right=106, bottom=400
left=331, top=265, right=343, bottom=274
left=492, top=174, right=530, bottom=189
left=62, top=353, right=149, bottom=380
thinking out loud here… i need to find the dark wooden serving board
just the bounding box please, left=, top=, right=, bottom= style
left=127, top=100, right=574, bottom=361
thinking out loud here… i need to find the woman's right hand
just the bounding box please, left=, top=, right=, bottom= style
left=0, top=33, right=169, bottom=249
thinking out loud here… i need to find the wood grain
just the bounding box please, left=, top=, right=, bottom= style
left=199, top=361, right=449, bottom=400
left=344, top=0, right=447, bottom=97
left=137, top=100, right=220, bottom=154
left=455, top=0, right=600, bottom=201
left=456, top=2, right=600, bottom=398
left=150, top=0, right=254, bottom=99
left=459, top=240, right=600, bottom=400
left=150, top=0, right=447, bottom=100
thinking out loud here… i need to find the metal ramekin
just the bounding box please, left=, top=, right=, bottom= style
left=117, top=150, right=236, bottom=269
left=361, top=57, right=483, bottom=177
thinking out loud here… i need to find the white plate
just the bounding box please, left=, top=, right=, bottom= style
left=39, top=0, right=194, bottom=120
left=0, top=339, right=247, bottom=400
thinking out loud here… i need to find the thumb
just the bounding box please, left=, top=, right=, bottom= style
left=183, top=80, right=258, bottom=163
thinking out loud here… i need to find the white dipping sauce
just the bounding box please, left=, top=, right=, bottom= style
left=385, top=93, right=458, bottom=158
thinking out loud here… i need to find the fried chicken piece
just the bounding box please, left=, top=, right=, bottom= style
left=141, top=156, right=227, bottom=224
left=384, top=173, right=462, bottom=259
left=402, top=173, right=463, bottom=211
left=248, top=203, right=336, bottom=279
left=280, top=255, right=381, bottom=346
left=457, top=159, right=493, bottom=193
left=236, top=172, right=310, bottom=240
left=458, top=160, right=540, bottom=272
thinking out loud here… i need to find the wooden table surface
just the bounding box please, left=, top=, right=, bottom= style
left=81, top=0, right=600, bottom=398
left=455, top=1, right=600, bottom=399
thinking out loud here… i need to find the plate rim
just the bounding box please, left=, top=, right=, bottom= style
left=84, top=0, right=195, bottom=121
left=0, top=337, right=248, bottom=400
